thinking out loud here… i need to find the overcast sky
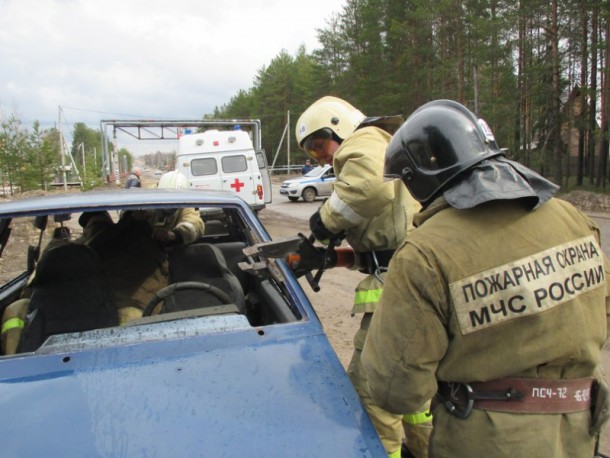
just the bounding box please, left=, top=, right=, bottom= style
left=0, top=0, right=345, bottom=154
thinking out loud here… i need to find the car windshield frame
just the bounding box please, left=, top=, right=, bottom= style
left=0, top=188, right=317, bottom=357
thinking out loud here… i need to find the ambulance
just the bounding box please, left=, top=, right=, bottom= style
left=175, top=120, right=272, bottom=211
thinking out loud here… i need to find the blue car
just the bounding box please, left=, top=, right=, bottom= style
left=0, top=189, right=384, bottom=457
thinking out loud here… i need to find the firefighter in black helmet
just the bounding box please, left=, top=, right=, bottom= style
left=362, top=99, right=610, bottom=457
left=384, top=99, right=504, bottom=205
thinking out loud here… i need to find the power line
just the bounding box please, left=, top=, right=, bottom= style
left=61, top=106, right=189, bottom=120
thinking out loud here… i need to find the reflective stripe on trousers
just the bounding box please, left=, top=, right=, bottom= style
left=1, top=317, right=24, bottom=334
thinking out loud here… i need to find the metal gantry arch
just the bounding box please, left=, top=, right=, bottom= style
left=99, top=119, right=263, bottom=182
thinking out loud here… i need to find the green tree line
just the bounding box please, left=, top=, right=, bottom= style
left=0, top=116, right=133, bottom=194
left=213, top=0, right=609, bottom=191
left=0, top=113, right=179, bottom=193
left=0, top=115, right=59, bottom=194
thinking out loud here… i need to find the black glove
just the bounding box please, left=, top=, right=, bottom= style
left=309, top=210, right=342, bottom=245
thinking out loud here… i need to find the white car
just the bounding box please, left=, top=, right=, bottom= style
left=279, top=165, right=336, bottom=202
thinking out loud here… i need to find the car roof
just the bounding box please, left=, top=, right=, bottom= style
left=0, top=188, right=245, bottom=218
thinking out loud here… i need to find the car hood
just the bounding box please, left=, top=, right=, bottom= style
left=282, top=176, right=330, bottom=186
left=0, top=316, right=384, bottom=457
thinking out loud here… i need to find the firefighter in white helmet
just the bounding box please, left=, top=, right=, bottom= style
left=150, top=170, right=204, bottom=245
left=296, top=96, right=428, bottom=458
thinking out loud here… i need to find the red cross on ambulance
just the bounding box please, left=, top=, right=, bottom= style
left=230, top=178, right=245, bottom=192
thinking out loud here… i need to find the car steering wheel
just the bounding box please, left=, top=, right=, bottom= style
left=142, top=281, right=232, bottom=317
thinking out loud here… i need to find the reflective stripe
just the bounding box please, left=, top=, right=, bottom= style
left=328, top=193, right=366, bottom=225
left=388, top=448, right=401, bottom=458
left=1, top=317, right=24, bottom=334
left=403, top=411, right=433, bottom=425
left=354, top=288, right=383, bottom=305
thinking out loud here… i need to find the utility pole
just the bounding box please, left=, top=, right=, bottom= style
left=80, top=142, right=86, bottom=183
left=58, top=106, right=68, bottom=191
left=93, top=147, right=98, bottom=179
left=113, top=128, right=120, bottom=185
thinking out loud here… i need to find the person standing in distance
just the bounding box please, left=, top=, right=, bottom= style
left=125, top=166, right=142, bottom=188
left=295, top=96, right=428, bottom=458
left=301, top=158, right=314, bottom=175
left=362, top=99, right=610, bottom=457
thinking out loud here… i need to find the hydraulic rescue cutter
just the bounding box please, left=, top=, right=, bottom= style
left=240, top=233, right=358, bottom=292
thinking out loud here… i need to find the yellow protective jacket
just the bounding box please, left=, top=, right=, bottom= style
left=362, top=197, right=610, bottom=457
left=320, top=126, right=419, bottom=313
left=142, top=208, right=205, bottom=244
left=321, top=126, right=417, bottom=252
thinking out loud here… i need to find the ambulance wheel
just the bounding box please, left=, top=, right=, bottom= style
left=288, top=196, right=299, bottom=202
left=302, top=187, right=317, bottom=203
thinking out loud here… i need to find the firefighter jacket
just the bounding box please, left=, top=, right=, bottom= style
left=320, top=126, right=416, bottom=253
left=145, top=207, right=205, bottom=245
left=362, top=196, right=610, bottom=457
left=319, top=126, right=419, bottom=314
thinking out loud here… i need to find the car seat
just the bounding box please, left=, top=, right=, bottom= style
left=18, top=242, right=118, bottom=352
left=212, top=241, right=249, bottom=292
left=167, top=243, right=246, bottom=314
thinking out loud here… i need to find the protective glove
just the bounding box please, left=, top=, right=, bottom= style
left=152, top=229, right=182, bottom=245
left=309, top=210, right=343, bottom=245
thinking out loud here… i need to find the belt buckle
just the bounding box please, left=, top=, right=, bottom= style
left=443, top=382, right=474, bottom=419
left=369, top=251, right=387, bottom=283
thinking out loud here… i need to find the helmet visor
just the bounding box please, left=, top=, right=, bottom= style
left=303, top=138, right=330, bottom=161
left=302, top=128, right=334, bottom=161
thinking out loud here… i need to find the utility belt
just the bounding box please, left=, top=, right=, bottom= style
left=358, top=249, right=395, bottom=277
left=438, top=377, right=595, bottom=419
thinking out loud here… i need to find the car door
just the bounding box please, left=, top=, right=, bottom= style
left=317, top=167, right=336, bottom=197
left=220, top=154, right=256, bottom=206
left=182, top=156, right=223, bottom=191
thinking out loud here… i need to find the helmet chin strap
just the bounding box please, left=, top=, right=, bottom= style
left=443, top=157, right=559, bottom=210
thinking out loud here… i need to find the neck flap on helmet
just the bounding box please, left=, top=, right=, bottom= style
left=443, top=157, right=559, bottom=210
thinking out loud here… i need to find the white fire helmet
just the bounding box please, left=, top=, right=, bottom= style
left=157, top=170, right=189, bottom=189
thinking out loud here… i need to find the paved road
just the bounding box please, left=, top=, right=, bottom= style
left=267, top=175, right=325, bottom=221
